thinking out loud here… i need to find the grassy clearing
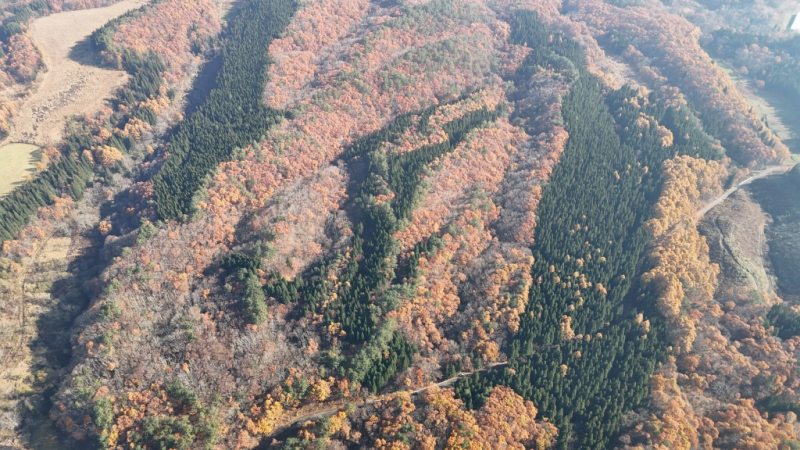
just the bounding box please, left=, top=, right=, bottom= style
left=38, top=237, right=71, bottom=263
left=0, top=143, right=40, bottom=197
left=749, top=166, right=800, bottom=301
left=6, top=0, right=145, bottom=145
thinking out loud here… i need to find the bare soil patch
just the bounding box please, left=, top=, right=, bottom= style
left=3, top=0, right=146, bottom=146
left=701, top=190, right=775, bottom=303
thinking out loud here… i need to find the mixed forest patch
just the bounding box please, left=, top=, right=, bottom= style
left=453, top=10, right=722, bottom=449
left=4, top=0, right=795, bottom=448
left=151, top=0, right=296, bottom=220
left=0, top=49, right=164, bottom=242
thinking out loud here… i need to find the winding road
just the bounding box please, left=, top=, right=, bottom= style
left=695, top=164, right=796, bottom=219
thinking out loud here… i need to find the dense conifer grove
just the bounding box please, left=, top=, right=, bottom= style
left=453, top=11, right=721, bottom=449
left=151, top=0, right=296, bottom=220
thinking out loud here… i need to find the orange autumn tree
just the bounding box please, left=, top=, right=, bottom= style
left=642, top=155, right=725, bottom=353
left=348, top=387, right=556, bottom=449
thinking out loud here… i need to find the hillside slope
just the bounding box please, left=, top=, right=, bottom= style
left=0, top=0, right=798, bottom=449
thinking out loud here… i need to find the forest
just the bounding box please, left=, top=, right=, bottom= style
left=151, top=0, right=296, bottom=220
left=256, top=102, right=502, bottom=393
left=453, top=10, right=721, bottom=449
left=89, top=2, right=149, bottom=67
left=570, top=0, right=787, bottom=166
left=4, top=0, right=799, bottom=448
left=0, top=45, right=165, bottom=243
left=707, top=30, right=800, bottom=101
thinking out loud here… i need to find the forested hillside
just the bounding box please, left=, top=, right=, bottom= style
left=0, top=0, right=798, bottom=448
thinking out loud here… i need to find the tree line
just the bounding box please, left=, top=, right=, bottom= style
left=0, top=31, right=166, bottom=243
left=89, top=3, right=150, bottom=68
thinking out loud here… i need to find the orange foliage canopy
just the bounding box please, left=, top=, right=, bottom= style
left=111, top=0, right=221, bottom=83
left=356, top=387, right=556, bottom=450
left=643, top=155, right=725, bottom=353
left=3, top=33, right=42, bottom=82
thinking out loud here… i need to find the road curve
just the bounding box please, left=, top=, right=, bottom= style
left=695, top=164, right=795, bottom=219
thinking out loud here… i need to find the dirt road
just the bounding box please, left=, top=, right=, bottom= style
left=270, top=361, right=509, bottom=435
left=695, top=164, right=795, bottom=219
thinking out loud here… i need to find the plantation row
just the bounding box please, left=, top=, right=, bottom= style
left=245, top=103, right=501, bottom=392
left=454, top=10, right=720, bottom=449
left=151, top=0, right=297, bottom=220
left=330, top=106, right=502, bottom=344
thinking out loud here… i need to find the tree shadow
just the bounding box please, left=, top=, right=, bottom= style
left=67, top=36, right=108, bottom=68
left=16, top=216, right=114, bottom=449
left=758, top=86, right=800, bottom=154
left=184, top=53, right=222, bottom=117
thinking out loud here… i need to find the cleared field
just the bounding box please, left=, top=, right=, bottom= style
left=0, top=143, right=40, bottom=196
left=720, top=62, right=799, bottom=153
left=4, top=0, right=146, bottom=146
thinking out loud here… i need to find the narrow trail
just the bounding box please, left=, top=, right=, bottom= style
left=0, top=230, right=70, bottom=446
left=695, top=164, right=795, bottom=219
left=270, top=361, right=509, bottom=435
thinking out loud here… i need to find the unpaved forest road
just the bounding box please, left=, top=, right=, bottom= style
left=696, top=164, right=796, bottom=219
left=270, top=362, right=509, bottom=435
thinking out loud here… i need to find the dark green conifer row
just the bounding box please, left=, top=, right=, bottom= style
left=454, top=11, right=720, bottom=449
left=257, top=101, right=500, bottom=392
left=152, top=0, right=297, bottom=220
left=0, top=155, right=94, bottom=241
